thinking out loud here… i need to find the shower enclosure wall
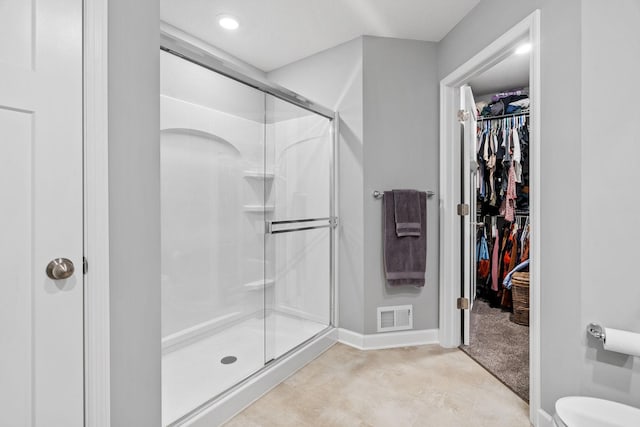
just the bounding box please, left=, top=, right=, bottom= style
left=160, top=47, right=336, bottom=425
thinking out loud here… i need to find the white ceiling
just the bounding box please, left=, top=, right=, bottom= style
left=468, top=50, right=530, bottom=96
left=160, top=0, right=481, bottom=72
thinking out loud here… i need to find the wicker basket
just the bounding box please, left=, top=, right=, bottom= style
left=511, top=272, right=530, bottom=326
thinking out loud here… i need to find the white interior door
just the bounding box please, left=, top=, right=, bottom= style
left=0, top=1, right=84, bottom=425
left=460, top=85, right=477, bottom=346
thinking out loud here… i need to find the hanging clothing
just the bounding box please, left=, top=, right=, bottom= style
left=512, top=127, right=521, bottom=163
left=520, top=225, right=530, bottom=262
left=477, top=231, right=490, bottom=280
left=500, top=163, right=517, bottom=222
left=499, top=228, right=518, bottom=309
left=491, top=233, right=500, bottom=291
left=477, top=130, right=487, bottom=199
left=474, top=93, right=531, bottom=311
left=488, top=132, right=497, bottom=206
left=495, top=126, right=506, bottom=160
left=483, top=129, right=490, bottom=163
left=501, top=227, right=518, bottom=279
left=502, top=126, right=511, bottom=163
left=497, top=225, right=511, bottom=285
left=512, top=128, right=522, bottom=183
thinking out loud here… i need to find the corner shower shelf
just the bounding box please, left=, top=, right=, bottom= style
left=243, top=205, right=275, bottom=212
left=243, top=278, right=275, bottom=291
left=243, top=170, right=275, bottom=180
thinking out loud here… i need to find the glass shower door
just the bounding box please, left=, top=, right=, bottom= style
left=160, top=50, right=267, bottom=424
left=264, top=95, right=333, bottom=362
left=160, top=49, right=336, bottom=425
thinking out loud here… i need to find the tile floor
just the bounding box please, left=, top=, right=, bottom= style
left=224, top=343, right=531, bottom=427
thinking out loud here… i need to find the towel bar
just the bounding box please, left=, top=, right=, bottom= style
left=372, top=190, right=435, bottom=199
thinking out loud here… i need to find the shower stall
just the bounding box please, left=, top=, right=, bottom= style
left=160, top=36, right=337, bottom=426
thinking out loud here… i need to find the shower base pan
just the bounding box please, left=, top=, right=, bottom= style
left=163, top=313, right=335, bottom=426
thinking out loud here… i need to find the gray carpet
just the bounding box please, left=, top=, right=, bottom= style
left=460, top=299, right=529, bottom=402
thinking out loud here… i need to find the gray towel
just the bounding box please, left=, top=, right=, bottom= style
left=393, top=189, right=421, bottom=237
left=383, top=191, right=427, bottom=287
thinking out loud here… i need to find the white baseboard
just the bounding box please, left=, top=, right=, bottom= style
left=536, top=409, right=554, bottom=427
left=338, top=328, right=439, bottom=350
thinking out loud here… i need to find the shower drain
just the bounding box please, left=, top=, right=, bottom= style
left=220, top=356, right=237, bottom=365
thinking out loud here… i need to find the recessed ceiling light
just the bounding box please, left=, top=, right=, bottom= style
left=515, top=43, right=532, bottom=55
left=217, top=14, right=239, bottom=31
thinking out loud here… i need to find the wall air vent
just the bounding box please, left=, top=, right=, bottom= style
left=377, top=305, right=413, bottom=332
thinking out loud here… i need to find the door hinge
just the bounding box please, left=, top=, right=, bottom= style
left=457, top=203, right=470, bottom=216
left=83, top=257, right=88, bottom=275
left=457, top=109, right=469, bottom=122
left=457, top=297, right=469, bottom=310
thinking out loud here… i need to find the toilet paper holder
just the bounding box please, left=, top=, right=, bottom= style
left=587, top=323, right=606, bottom=342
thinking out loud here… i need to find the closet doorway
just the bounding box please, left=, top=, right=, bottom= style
left=438, top=10, right=541, bottom=424
left=460, top=51, right=531, bottom=402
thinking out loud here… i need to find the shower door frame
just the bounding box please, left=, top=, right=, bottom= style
left=159, top=25, right=339, bottom=425
left=159, top=32, right=335, bottom=121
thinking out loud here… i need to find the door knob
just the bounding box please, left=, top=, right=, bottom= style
left=46, top=258, right=75, bottom=280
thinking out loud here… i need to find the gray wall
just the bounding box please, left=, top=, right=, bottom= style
left=270, top=36, right=440, bottom=335
left=108, top=0, right=161, bottom=425
left=269, top=38, right=365, bottom=333
left=580, top=0, right=640, bottom=407
left=439, top=0, right=640, bottom=414
left=362, top=37, right=439, bottom=334
left=439, top=0, right=583, bottom=414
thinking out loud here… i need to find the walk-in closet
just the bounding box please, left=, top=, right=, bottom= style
left=460, top=43, right=532, bottom=403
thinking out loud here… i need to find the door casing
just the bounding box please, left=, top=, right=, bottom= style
left=84, top=0, right=111, bottom=425
left=438, top=10, right=541, bottom=426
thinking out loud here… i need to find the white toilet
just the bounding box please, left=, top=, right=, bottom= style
left=553, top=396, right=640, bottom=427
